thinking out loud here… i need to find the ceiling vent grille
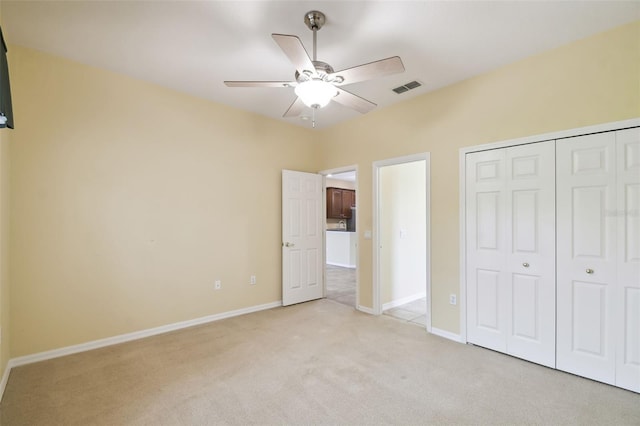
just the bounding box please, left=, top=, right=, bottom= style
left=392, top=80, right=422, bottom=94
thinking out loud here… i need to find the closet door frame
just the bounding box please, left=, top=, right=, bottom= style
left=459, top=118, right=640, bottom=343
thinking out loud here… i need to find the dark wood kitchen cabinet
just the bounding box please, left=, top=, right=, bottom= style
left=327, top=188, right=356, bottom=219
left=328, top=188, right=343, bottom=218
left=341, top=190, right=355, bottom=216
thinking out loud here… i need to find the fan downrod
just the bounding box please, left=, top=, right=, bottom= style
left=304, top=11, right=325, bottom=31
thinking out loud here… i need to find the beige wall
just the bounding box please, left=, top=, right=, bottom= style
left=317, top=21, right=640, bottom=334
left=8, top=46, right=321, bottom=357
left=3, top=20, right=639, bottom=360
left=0, top=4, right=11, bottom=385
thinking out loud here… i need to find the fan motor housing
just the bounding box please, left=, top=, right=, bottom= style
left=295, top=61, right=334, bottom=82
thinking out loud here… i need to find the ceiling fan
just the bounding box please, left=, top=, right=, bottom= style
left=224, top=10, right=405, bottom=126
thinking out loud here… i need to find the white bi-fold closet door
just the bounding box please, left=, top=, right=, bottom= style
left=465, top=126, right=640, bottom=393
left=556, top=128, right=640, bottom=393
left=465, top=141, right=556, bottom=368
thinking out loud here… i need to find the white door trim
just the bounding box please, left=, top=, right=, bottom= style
left=319, top=165, right=359, bottom=308
left=458, top=117, right=640, bottom=343
left=373, top=153, right=432, bottom=332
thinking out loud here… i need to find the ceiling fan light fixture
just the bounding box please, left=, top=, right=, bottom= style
left=225, top=10, right=404, bottom=119
left=294, top=79, right=337, bottom=108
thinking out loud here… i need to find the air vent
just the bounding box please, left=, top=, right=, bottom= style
left=392, top=80, right=422, bottom=94
left=404, top=80, right=421, bottom=90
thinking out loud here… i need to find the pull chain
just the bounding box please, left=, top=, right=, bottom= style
left=312, top=107, right=316, bottom=128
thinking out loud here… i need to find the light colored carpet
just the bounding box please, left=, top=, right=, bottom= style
left=2, top=299, right=639, bottom=425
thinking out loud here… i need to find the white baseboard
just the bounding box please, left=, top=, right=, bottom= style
left=0, top=300, right=283, bottom=404
left=357, top=305, right=375, bottom=315
left=431, top=327, right=463, bottom=343
left=0, top=362, right=10, bottom=403
left=382, top=292, right=426, bottom=311
left=1, top=301, right=282, bottom=400
left=9, top=300, right=282, bottom=368
left=326, top=261, right=356, bottom=269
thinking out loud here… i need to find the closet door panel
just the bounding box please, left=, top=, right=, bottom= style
left=572, top=186, right=608, bottom=257
left=557, top=132, right=617, bottom=385
left=466, top=149, right=508, bottom=352
left=466, top=142, right=555, bottom=364
left=511, top=274, right=541, bottom=337
left=505, top=141, right=556, bottom=367
left=572, top=281, right=608, bottom=353
left=476, top=269, right=501, bottom=330
left=616, top=127, right=640, bottom=392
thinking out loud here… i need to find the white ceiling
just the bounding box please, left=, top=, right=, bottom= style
left=2, top=1, right=639, bottom=129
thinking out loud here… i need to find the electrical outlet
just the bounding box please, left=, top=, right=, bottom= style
left=449, top=294, right=457, bottom=305
left=250, top=275, right=256, bottom=285
left=214, top=280, right=221, bottom=290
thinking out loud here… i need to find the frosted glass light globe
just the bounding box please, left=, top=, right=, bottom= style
left=295, top=79, right=338, bottom=108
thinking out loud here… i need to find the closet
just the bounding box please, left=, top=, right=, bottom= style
left=556, top=128, right=640, bottom=391
left=465, top=141, right=556, bottom=368
left=465, top=126, right=639, bottom=393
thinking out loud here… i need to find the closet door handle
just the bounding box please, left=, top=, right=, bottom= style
left=586, top=268, right=594, bottom=274
left=522, top=263, right=529, bottom=268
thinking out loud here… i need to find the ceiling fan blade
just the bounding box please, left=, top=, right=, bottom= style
left=328, top=56, right=405, bottom=86
left=333, top=88, right=376, bottom=114
left=224, top=81, right=295, bottom=88
left=272, top=34, right=317, bottom=77
left=283, top=97, right=306, bottom=118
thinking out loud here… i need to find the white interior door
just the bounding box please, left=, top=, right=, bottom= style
left=282, top=170, right=323, bottom=306
left=615, top=127, right=640, bottom=393
left=505, top=141, right=556, bottom=367
left=466, top=142, right=556, bottom=366
left=556, top=132, right=617, bottom=385
left=466, top=148, right=508, bottom=353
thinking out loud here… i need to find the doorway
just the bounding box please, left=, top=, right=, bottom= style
left=321, top=166, right=358, bottom=308
left=373, top=154, right=431, bottom=331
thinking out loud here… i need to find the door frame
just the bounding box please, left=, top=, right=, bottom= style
left=319, top=165, right=359, bottom=307
left=373, top=153, right=431, bottom=332
left=458, top=117, right=640, bottom=344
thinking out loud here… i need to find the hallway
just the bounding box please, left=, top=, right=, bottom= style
left=325, top=264, right=427, bottom=329
left=383, top=298, right=427, bottom=327
left=325, top=265, right=356, bottom=307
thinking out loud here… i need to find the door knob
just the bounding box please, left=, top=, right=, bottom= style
left=522, top=262, right=529, bottom=268
left=586, top=268, right=594, bottom=274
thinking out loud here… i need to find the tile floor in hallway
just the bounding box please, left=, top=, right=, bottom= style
left=325, top=265, right=428, bottom=327
left=325, top=264, right=356, bottom=307
left=382, top=297, right=427, bottom=327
